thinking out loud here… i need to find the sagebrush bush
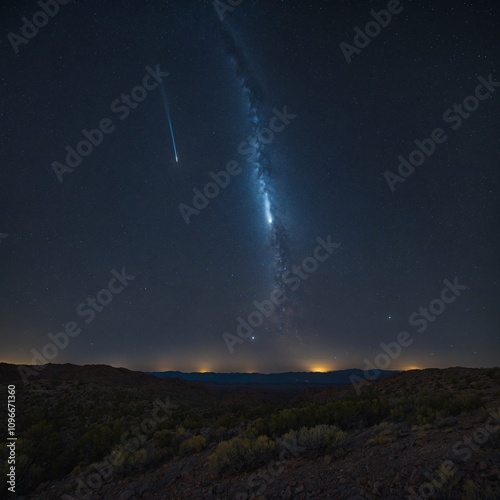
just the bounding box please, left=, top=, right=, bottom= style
left=447, top=393, right=484, bottom=415
left=278, top=424, right=346, bottom=453
left=208, top=435, right=274, bottom=475
left=154, top=429, right=174, bottom=448
left=179, top=435, right=206, bottom=455
left=366, top=433, right=391, bottom=447
left=462, top=478, right=500, bottom=499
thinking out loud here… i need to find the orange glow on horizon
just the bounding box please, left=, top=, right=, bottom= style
left=309, top=365, right=332, bottom=373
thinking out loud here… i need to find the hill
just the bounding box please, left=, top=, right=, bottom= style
left=150, top=368, right=399, bottom=387
left=0, top=364, right=499, bottom=499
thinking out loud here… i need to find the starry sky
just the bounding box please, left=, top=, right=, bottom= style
left=1, top=0, right=499, bottom=373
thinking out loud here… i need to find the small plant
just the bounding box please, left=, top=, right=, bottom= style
left=208, top=435, right=274, bottom=475
left=462, top=478, right=500, bottom=499
left=179, top=435, right=206, bottom=455
left=278, top=425, right=346, bottom=454
left=366, top=433, right=391, bottom=447
left=154, top=429, right=174, bottom=448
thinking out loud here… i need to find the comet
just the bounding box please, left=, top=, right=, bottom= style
left=258, top=175, right=274, bottom=225
left=263, top=188, right=273, bottom=225
left=160, top=84, right=179, bottom=163
left=167, top=110, right=179, bottom=163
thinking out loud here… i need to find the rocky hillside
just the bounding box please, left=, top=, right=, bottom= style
left=1, top=365, right=499, bottom=499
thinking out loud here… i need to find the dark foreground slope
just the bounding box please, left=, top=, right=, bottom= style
left=1, top=365, right=499, bottom=499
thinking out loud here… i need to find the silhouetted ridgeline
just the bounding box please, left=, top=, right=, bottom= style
left=149, top=369, right=400, bottom=386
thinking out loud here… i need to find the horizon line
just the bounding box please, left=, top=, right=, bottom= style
left=2, top=360, right=496, bottom=374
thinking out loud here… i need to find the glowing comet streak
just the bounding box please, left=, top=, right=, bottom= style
left=167, top=110, right=179, bottom=163
left=160, top=84, right=179, bottom=163
left=264, top=192, right=273, bottom=224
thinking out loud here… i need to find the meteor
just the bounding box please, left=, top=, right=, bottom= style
left=160, top=84, right=179, bottom=163
left=167, top=109, right=178, bottom=163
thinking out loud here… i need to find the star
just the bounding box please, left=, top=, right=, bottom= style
left=0, top=0, right=497, bottom=374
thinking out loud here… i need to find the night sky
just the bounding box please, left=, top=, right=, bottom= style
left=1, top=0, right=499, bottom=373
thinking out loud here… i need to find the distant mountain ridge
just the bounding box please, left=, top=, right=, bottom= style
left=0, top=362, right=213, bottom=403
left=149, top=368, right=400, bottom=385
left=0, top=363, right=400, bottom=388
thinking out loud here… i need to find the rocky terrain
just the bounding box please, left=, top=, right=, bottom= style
left=1, top=364, right=499, bottom=499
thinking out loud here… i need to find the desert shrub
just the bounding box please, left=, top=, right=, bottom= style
left=210, top=426, right=228, bottom=442
left=366, top=433, right=391, bottom=447
left=389, top=396, right=415, bottom=423
left=296, top=406, right=318, bottom=428
left=245, top=417, right=268, bottom=439
left=412, top=390, right=484, bottom=425
left=127, top=448, right=148, bottom=469
left=172, top=426, right=191, bottom=451
left=154, top=429, right=174, bottom=448
left=110, top=446, right=148, bottom=473
left=252, top=435, right=275, bottom=455
left=269, top=408, right=299, bottom=435
left=447, top=393, right=483, bottom=415
left=351, top=392, right=392, bottom=429
left=7, top=453, right=44, bottom=495
left=262, top=395, right=393, bottom=436
left=377, top=421, right=392, bottom=431
left=216, top=413, right=234, bottom=428
left=52, top=446, right=80, bottom=476
left=150, top=446, right=174, bottom=465
left=208, top=435, right=274, bottom=475
left=19, top=421, right=63, bottom=464
left=365, top=422, right=394, bottom=447
left=77, top=423, right=122, bottom=462
left=420, top=391, right=452, bottom=411
left=278, top=425, right=346, bottom=455
left=182, top=410, right=204, bottom=431
left=208, top=437, right=251, bottom=475
left=299, top=425, right=346, bottom=450
left=3, top=421, right=75, bottom=486
left=461, top=478, right=500, bottom=499
left=179, top=435, right=206, bottom=455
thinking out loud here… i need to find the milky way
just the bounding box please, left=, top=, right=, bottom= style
left=219, top=26, right=303, bottom=345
